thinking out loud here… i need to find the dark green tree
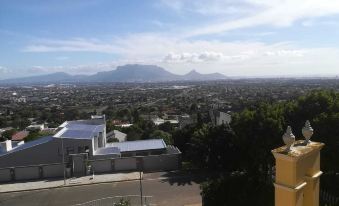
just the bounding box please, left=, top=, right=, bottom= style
left=150, top=130, right=173, bottom=145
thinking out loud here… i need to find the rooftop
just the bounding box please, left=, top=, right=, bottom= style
left=0, top=136, right=54, bottom=157
left=11, top=131, right=29, bottom=141
left=94, top=147, right=120, bottom=156
left=108, top=139, right=167, bottom=152
left=54, top=120, right=105, bottom=140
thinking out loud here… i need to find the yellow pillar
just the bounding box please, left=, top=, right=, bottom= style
left=272, top=140, right=324, bottom=206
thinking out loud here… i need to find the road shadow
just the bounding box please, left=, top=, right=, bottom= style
left=158, top=170, right=208, bottom=186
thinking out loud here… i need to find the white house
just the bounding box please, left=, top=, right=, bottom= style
left=0, top=116, right=181, bottom=181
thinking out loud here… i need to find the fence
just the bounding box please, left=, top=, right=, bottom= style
left=72, top=195, right=156, bottom=206
left=88, top=152, right=180, bottom=174
left=0, top=163, right=65, bottom=182
left=0, top=148, right=181, bottom=182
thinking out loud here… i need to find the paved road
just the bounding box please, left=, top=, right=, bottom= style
left=0, top=173, right=202, bottom=206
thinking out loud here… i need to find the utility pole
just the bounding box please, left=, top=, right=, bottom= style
left=139, top=169, right=143, bottom=206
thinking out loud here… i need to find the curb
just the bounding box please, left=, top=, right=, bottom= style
left=0, top=176, right=142, bottom=194
left=0, top=171, right=200, bottom=194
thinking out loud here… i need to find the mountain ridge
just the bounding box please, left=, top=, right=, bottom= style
left=0, top=64, right=228, bottom=84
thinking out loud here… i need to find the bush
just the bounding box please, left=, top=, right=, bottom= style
left=113, top=198, right=130, bottom=206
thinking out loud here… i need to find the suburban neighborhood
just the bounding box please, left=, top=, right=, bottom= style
left=2, top=0, right=339, bottom=205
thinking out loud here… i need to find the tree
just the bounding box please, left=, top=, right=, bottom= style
left=126, top=125, right=143, bottom=141
left=231, top=103, right=285, bottom=177
left=117, top=108, right=131, bottom=121
left=200, top=90, right=339, bottom=205
left=1, top=129, right=16, bottom=140
left=187, top=124, right=238, bottom=170
left=131, top=109, right=140, bottom=123
left=158, top=121, right=174, bottom=133
left=150, top=130, right=173, bottom=145
left=172, top=124, right=197, bottom=157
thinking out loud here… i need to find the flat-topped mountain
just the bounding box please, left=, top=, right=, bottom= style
left=0, top=64, right=228, bottom=84
left=89, top=64, right=180, bottom=82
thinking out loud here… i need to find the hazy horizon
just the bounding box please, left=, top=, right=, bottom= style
left=1, top=0, right=339, bottom=79
left=1, top=63, right=339, bottom=81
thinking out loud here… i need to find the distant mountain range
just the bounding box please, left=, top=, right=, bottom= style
left=0, top=64, right=227, bottom=84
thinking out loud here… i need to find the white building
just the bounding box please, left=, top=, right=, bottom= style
left=106, top=130, right=127, bottom=142
left=26, top=124, right=45, bottom=131
left=0, top=117, right=181, bottom=181
left=210, top=110, right=232, bottom=126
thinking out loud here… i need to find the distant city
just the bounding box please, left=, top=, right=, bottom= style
left=2, top=0, right=339, bottom=205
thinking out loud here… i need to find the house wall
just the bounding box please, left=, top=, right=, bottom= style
left=0, top=138, right=92, bottom=168
left=91, top=153, right=120, bottom=160
left=89, top=159, right=112, bottom=173
left=15, top=166, right=40, bottom=180
left=102, top=127, right=107, bottom=147
left=0, top=168, right=11, bottom=182
left=0, top=146, right=181, bottom=182
left=143, top=153, right=180, bottom=172
left=216, top=112, right=231, bottom=125
left=93, top=136, right=98, bottom=151
left=115, top=158, right=137, bottom=171
left=43, top=164, right=64, bottom=178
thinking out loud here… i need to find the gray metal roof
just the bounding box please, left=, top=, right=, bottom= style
left=55, top=121, right=105, bottom=139
left=61, top=130, right=94, bottom=139
left=94, top=147, right=120, bottom=155
left=0, top=136, right=54, bottom=157
left=109, top=139, right=166, bottom=152
left=65, top=123, right=103, bottom=131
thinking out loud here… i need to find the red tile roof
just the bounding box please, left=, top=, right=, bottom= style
left=11, top=131, right=29, bottom=141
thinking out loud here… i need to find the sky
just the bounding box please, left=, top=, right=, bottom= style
left=1, top=0, right=339, bottom=79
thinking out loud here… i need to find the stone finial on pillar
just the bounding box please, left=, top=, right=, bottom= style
left=272, top=122, right=324, bottom=206
left=302, top=120, right=313, bottom=144
left=282, top=126, right=295, bottom=151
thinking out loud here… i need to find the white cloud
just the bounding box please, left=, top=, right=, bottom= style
left=17, top=0, right=339, bottom=76
left=159, top=0, right=256, bottom=16
left=301, top=20, right=314, bottom=27
left=264, top=50, right=305, bottom=57
left=0, top=66, right=10, bottom=74
left=27, top=63, right=117, bottom=75
left=19, top=32, right=339, bottom=76
left=22, top=38, right=121, bottom=53
left=161, top=0, right=339, bottom=37
left=163, top=52, right=249, bottom=63
left=56, top=56, right=69, bottom=60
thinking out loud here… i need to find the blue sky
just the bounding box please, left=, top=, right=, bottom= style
left=1, top=0, right=339, bottom=79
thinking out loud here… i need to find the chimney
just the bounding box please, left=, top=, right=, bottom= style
left=0, top=140, right=13, bottom=152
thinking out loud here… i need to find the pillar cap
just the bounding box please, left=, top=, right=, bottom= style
left=272, top=140, right=324, bottom=161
